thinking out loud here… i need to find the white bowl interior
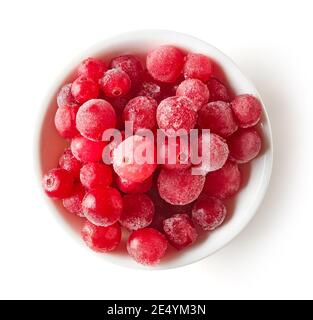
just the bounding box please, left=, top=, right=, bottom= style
left=38, top=30, right=273, bottom=269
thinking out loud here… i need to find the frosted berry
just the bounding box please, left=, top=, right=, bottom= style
left=184, top=53, right=212, bottom=82
left=76, top=99, right=116, bottom=141
left=163, top=214, right=198, bottom=250
left=100, top=69, right=131, bottom=98
left=127, top=228, right=168, bottom=265
left=71, top=136, right=106, bottom=163
left=80, top=162, right=113, bottom=190
left=137, top=81, right=162, bottom=101
left=192, top=196, right=227, bottom=231
left=71, top=76, right=99, bottom=104
left=203, top=160, right=241, bottom=199
left=198, top=101, right=238, bottom=137
left=207, top=77, right=230, bottom=102
left=82, top=187, right=123, bottom=226
left=113, top=135, right=157, bottom=183
left=116, top=175, right=152, bottom=194
left=104, top=131, right=125, bottom=164
left=176, top=79, right=210, bottom=111
left=54, top=105, right=79, bottom=139
left=228, top=128, right=262, bottom=163
left=81, top=220, right=121, bottom=253
left=158, top=168, right=205, bottom=205
left=157, top=96, right=197, bottom=135
left=120, top=194, right=155, bottom=230
left=58, top=148, right=82, bottom=179
left=57, top=83, right=78, bottom=108
left=62, top=183, right=85, bottom=217
left=231, top=94, right=262, bottom=128
left=42, top=168, right=74, bottom=199
left=146, top=45, right=184, bottom=83
left=77, top=57, right=107, bottom=81
left=123, top=96, right=157, bottom=131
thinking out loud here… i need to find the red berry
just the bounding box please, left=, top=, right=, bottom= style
left=203, top=161, right=241, bottom=199
left=231, top=94, right=262, bottom=128
left=116, top=175, right=152, bottom=194
left=100, top=69, right=131, bottom=98
left=127, top=228, right=168, bottom=265
left=123, top=96, right=157, bottom=131
left=82, top=187, right=123, bottom=226
left=42, top=168, right=74, bottom=199
left=120, top=194, right=155, bottom=230
left=71, top=136, right=106, bottom=163
left=176, top=79, right=210, bottom=111
left=58, top=148, right=82, bottom=179
left=157, top=96, right=197, bottom=135
left=163, top=214, right=198, bottom=250
left=198, top=101, right=238, bottom=137
left=158, top=168, right=205, bottom=205
left=110, top=55, right=143, bottom=87
left=147, top=45, right=184, bottom=83
left=109, top=97, right=129, bottom=129
left=76, top=99, right=116, bottom=141
left=62, top=183, right=85, bottom=217
left=57, top=83, right=78, bottom=108
left=71, top=76, right=99, bottom=104
left=137, top=81, right=162, bottom=101
left=81, top=220, right=121, bottom=253
left=80, top=162, right=113, bottom=190
left=228, top=128, right=262, bottom=163
left=104, top=131, right=125, bottom=164
left=54, top=105, right=79, bottom=139
left=77, top=57, right=107, bottom=81
left=207, top=77, right=230, bottom=102
left=184, top=53, right=212, bottom=82
left=113, top=135, right=157, bottom=183
left=192, top=196, right=227, bottom=231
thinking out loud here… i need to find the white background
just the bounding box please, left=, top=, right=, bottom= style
left=0, top=0, right=312, bottom=300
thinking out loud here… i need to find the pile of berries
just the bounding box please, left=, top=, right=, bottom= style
left=42, top=45, right=263, bottom=266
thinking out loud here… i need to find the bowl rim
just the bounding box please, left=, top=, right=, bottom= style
left=34, top=29, right=274, bottom=270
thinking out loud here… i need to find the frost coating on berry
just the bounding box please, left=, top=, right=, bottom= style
left=54, top=105, right=79, bottom=139
left=157, top=168, right=205, bottom=205
left=184, top=53, right=212, bottom=82
left=163, top=214, right=198, bottom=250
left=147, top=45, right=184, bottom=83
left=77, top=57, right=107, bottom=81
left=63, top=183, right=85, bottom=217
left=127, top=228, right=168, bottom=265
left=137, top=81, right=162, bottom=101
left=100, top=69, right=131, bottom=98
left=59, top=148, right=82, bottom=179
left=116, top=176, right=152, bottom=194
left=76, top=99, right=116, bottom=141
left=57, top=83, right=78, bottom=108
left=80, top=162, right=113, bottom=190
left=192, top=196, right=227, bottom=231
left=71, top=76, right=99, bottom=104
left=207, top=78, right=230, bottom=102
left=198, top=101, right=238, bottom=137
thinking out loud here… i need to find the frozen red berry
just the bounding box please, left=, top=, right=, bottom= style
left=127, top=228, right=168, bottom=265
left=123, top=96, right=157, bottom=131
left=228, top=128, right=262, bottom=163
left=42, top=168, right=74, bottom=199
left=184, top=53, right=212, bottom=82
left=81, top=220, right=121, bottom=253
left=176, top=79, right=210, bottom=111
left=80, top=162, right=113, bottom=190
left=158, top=168, right=205, bottom=205
left=58, top=148, right=82, bottom=179
left=163, top=214, right=198, bottom=250
left=100, top=69, right=131, bottom=98
left=203, top=161, right=241, bottom=199
left=147, top=45, right=184, bottom=83
left=54, top=104, right=79, bottom=139
left=120, top=194, right=155, bottom=230
left=82, top=187, right=123, bottom=226
left=71, top=76, right=99, bottom=104
left=76, top=99, right=116, bottom=141
left=77, top=57, right=107, bottom=81
left=231, top=94, right=262, bottom=128
left=198, top=101, right=238, bottom=137
left=71, top=136, right=106, bottom=163
left=157, top=96, right=197, bottom=135
left=104, top=131, right=125, bottom=164
left=113, top=135, right=157, bottom=183
left=192, top=196, right=227, bottom=231
left=137, top=81, right=162, bottom=101
left=57, top=83, right=78, bottom=108
left=62, top=183, right=85, bottom=217
left=207, top=78, right=230, bottom=102
left=116, top=175, right=152, bottom=194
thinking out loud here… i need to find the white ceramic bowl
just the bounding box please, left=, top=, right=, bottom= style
left=36, top=30, right=273, bottom=269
